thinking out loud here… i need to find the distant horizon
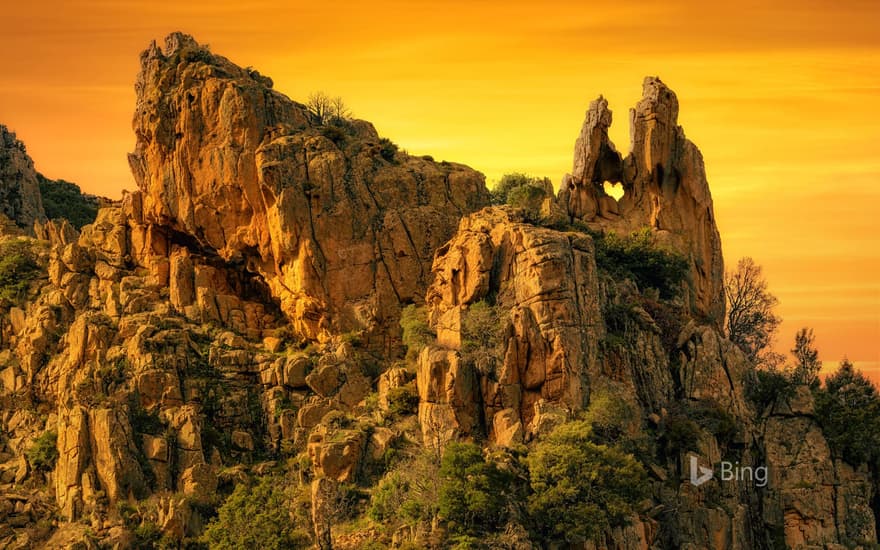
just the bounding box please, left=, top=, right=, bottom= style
left=2, top=1, right=877, bottom=382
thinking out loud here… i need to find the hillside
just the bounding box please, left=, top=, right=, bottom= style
left=0, top=33, right=876, bottom=550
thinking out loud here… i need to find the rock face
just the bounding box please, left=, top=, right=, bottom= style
left=0, top=125, right=46, bottom=233
left=128, top=33, right=489, bottom=343
left=763, top=387, right=877, bottom=547
left=559, top=78, right=725, bottom=323
left=420, top=208, right=602, bottom=446
left=0, top=34, right=876, bottom=550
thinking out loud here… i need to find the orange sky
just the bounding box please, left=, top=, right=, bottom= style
left=2, top=1, right=878, bottom=381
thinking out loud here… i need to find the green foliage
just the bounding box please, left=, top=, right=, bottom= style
left=582, top=384, right=637, bottom=445
left=132, top=521, right=162, bottom=549
left=386, top=382, right=419, bottom=417
left=594, top=229, right=689, bottom=299
left=490, top=173, right=541, bottom=205
left=26, top=430, right=58, bottom=472
left=399, top=304, right=434, bottom=361
left=745, top=365, right=797, bottom=412
left=460, top=301, right=506, bottom=377
left=201, top=475, right=311, bottom=549
left=660, top=411, right=700, bottom=455
left=438, top=442, right=513, bottom=537
left=368, top=471, right=411, bottom=523
left=378, top=138, right=398, bottom=162
left=814, top=359, right=880, bottom=467
left=37, top=175, right=99, bottom=229
left=527, top=421, right=649, bottom=544
left=602, top=301, right=638, bottom=340
left=320, top=125, right=347, bottom=146
left=506, top=183, right=547, bottom=223
left=0, top=239, right=41, bottom=303
left=640, top=297, right=686, bottom=353
left=368, top=451, right=440, bottom=527
left=688, top=400, right=738, bottom=447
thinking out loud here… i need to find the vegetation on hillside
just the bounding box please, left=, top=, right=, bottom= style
left=37, top=174, right=99, bottom=229
left=814, top=359, right=880, bottom=468
left=527, top=420, right=650, bottom=544
left=201, top=474, right=311, bottom=549
left=0, top=238, right=42, bottom=304
left=593, top=229, right=689, bottom=299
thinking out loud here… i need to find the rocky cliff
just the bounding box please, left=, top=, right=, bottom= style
left=128, top=33, right=489, bottom=345
left=0, top=34, right=875, bottom=550
left=559, top=80, right=725, bottom=324
left=0, top=126, right=46, bottom=233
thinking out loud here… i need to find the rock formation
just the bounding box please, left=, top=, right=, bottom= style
left=559, top=78, right=725, bottom=324
left=420, top=208, right=602, bottom=446
left=128, top=33, right=489, bottom=344
left=0, top=34, right=875, bottom=550
left=0, top=126, right=46, bottom=233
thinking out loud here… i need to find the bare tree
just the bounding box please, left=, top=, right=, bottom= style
left=306, top=91, right=333, bottom=124
left=329, top=95, right=351, bottom=121
left=306, top=91, right=351, bottom=124
left=724, top=257, right=781, bottom=363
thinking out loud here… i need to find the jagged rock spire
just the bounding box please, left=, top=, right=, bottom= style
left=561, top=77, right=725, bottom=323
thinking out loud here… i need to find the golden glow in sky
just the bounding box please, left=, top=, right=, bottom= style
left=2, top=1, right=878, bottom=379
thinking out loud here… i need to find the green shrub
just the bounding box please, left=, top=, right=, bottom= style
left=0, top=239, right=41, bottom=303
left=368, top=471, right=410, bottom=523
left=527, top=421, right=649, bottom=544
left=399, top=304, right=434, bottom=361
left=201, top=475, right=311, bottom=549
left=439, top=442, right=512, bottom=537
left=689, top=400, right=738, bottom=447
left=745, top=366, right=796, bottom=412
left=132, top=521, right=162, bottom=549
left=639, top=297, right=686, bottom=353
left=660, top=411, right=700, bottom=455
left=386, top=382, right=419, bottom=417
left=603, top=301, right=638, bottom=339
left=368, top=451, right=440, bottom=527
left=583, top=384, right=637, bottom=446
left=506, top=183, right=547, bottom=223
left=490, top=173, right=542, bottom=205
left=37, top=175, right=99, bottom=229
left=594, top=229, right=689, bottom=299
left=460, top=301, right=506, bottom=377
left=320, top=125, right=347, bottom=146
left=378, top=138, right=398, bottom=162
left=26, top=430, right=58, bottom=472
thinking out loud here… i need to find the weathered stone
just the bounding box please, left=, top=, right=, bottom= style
left=306, top=364, right=342, bottom=397
left=560, top=78, right=724, bottom=322
left=180, top=463, right=217, bottom=503
left=0, top=125, right=46, bottom=232
left=308, top=428, right=365, bottom=482
left=378, top=367, right=410, bottom=412
left=128, top=33, right=489, bottom=341
left=283, top=355, right=311, bottom=388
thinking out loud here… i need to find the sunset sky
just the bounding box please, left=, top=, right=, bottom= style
left=2, top=1, right=878, bottom=380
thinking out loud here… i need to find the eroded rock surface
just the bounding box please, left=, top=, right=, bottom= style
left=129, top=33, right=489, bottom=343
left=559, top=77, right=725, bottom=323
left=0, top=33, right=875, bottom=550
